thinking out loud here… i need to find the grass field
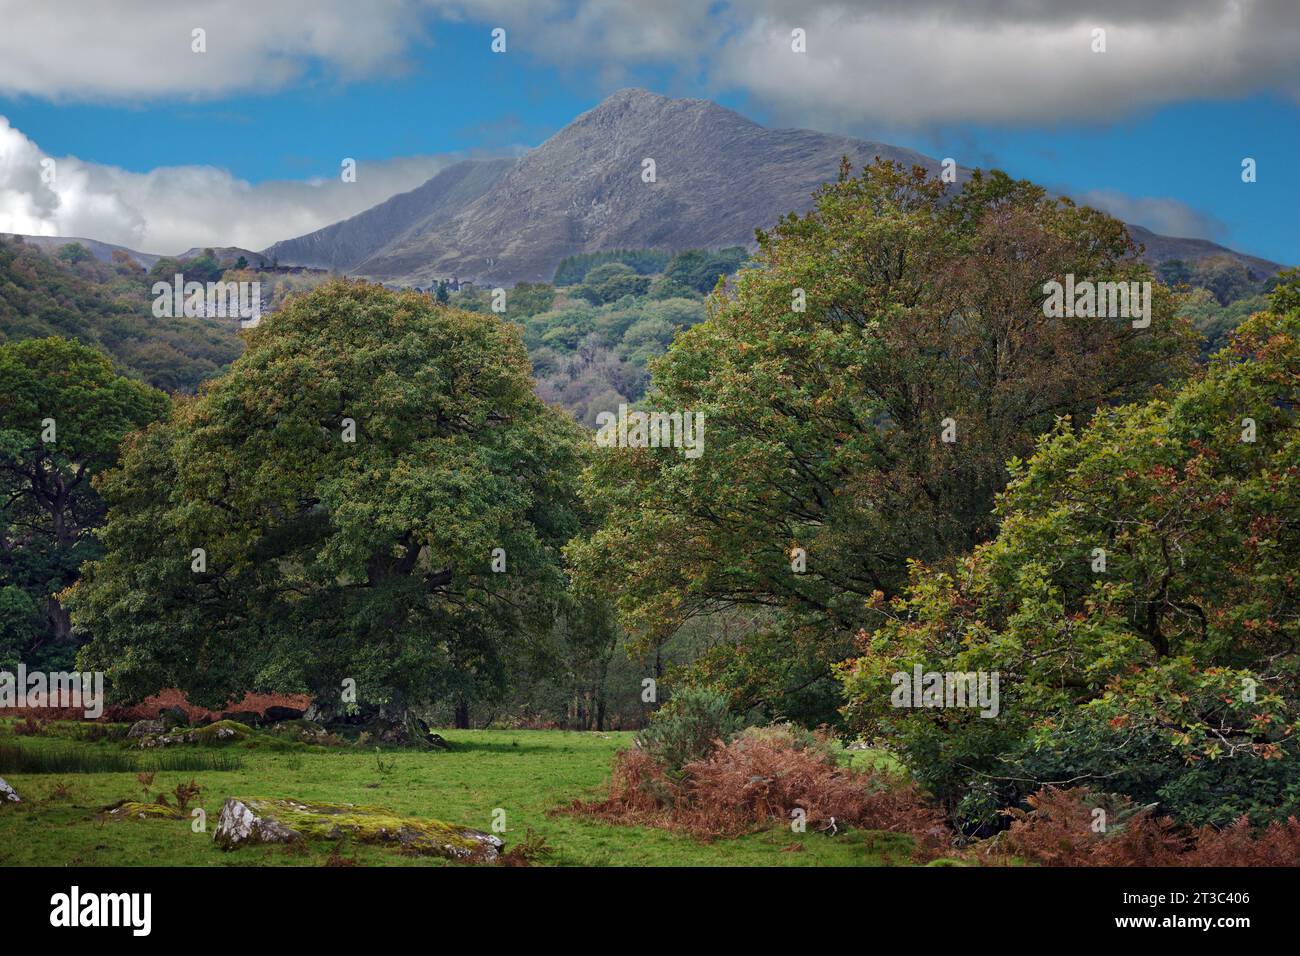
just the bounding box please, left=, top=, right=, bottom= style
left=0, top=722, right=922, bottom=867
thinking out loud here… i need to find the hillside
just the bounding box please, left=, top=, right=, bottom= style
left=0, top=235, right=242, bottom=392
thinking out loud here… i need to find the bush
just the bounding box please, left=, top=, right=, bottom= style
left=635, top=686, right=741, bottom=774
left=573, top=721, right=951, bottom=854
left=985, top=787, right=1300, bottom=867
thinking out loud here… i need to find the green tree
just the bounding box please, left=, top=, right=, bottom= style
left=663, top=246, right=750, bottom=293
left=0, top=338, right=168, bottom=663
left=577, top=263, right=651, bottom=305
left=570, top=160, right=1198, bottom=725
left=69, top=282, right=585, bottom=738
left=57, top=243, right=93, bottom=266
left=506, top=281, right=556, bottom=318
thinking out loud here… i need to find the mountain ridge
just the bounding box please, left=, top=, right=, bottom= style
left=262, top=88, right=1284, bottom=288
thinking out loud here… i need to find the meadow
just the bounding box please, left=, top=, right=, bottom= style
left=0, top=721, right=919, bottom=867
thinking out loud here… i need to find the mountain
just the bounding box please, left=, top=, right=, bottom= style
left=263, top=90, right=952, bottom=286
left=264, top=89, right=1284, bottom=288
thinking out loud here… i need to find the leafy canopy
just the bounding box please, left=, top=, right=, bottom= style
left=839, top=276, right=1300, bottom=826
left=571, top=160, right=1198, bottom=663
left=70, top=281, right=586, bottom=713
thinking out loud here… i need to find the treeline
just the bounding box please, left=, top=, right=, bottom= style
left=3, top=165, right=1295, bottom=771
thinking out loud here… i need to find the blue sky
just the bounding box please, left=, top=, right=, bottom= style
left=0, top=2, right=1296, bottom=264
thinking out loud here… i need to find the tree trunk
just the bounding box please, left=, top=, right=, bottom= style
left=454, top=698, right=470, bottom=730
left=45, top=596, right=74, bottom=644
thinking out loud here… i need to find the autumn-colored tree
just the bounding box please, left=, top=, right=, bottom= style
left=570, top=160, right=1198, bottom=723
left=839, top=275, right=1300, bottom=827
left=69, top=281, right=586, bottom=736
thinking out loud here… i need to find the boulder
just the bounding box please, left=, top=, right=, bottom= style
left=126, top=719, right=166, bottom=738
left=0, top=776, right=20, bottom=804
left=263, top=705, right=305, bottom=724
left=212, top=797, right=503, bottom=862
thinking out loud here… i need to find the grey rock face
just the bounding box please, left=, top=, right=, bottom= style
left=0, top=776, right=20, bottom=804
left=213, top=798, right=302, bottom=849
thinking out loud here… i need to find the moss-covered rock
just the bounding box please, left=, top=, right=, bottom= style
left=136, top=719, right=256, bottom=749
left=213, top=797, right=503, bottom=862
left=101, top=800, right=183, bottom=820
left=267, top=719, right=340, bottom=745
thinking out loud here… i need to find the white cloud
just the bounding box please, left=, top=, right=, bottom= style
left=0, top=117, right=448, bottom=253
left=1076, top=188, right=1227, bottom=242
left=0, top=0, right=424, bottom=100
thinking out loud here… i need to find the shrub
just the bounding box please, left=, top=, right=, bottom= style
left=572, top=721, right=951, bottom=856
left=635, top=687, right=741, bottom=774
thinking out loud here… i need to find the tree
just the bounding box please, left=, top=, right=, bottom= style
left=506, top=281, right=556, bottom=318
left=69, top=281, right=586, bottom=739
left=56, top=243, right=93, bottom=266
left=570, top=160, right=1198, bottom=725
left=839, top=276, right=1300, bottom=827
left=0, top=338, right=168, bottom=664
left=577, top=263, right=651, bottom=304
left=663, top=246, right=750, bottom=293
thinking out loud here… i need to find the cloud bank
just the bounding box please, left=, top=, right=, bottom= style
left=0, top=117, right=447, bottom=253
left=1, top=1, right=1297, bottom=125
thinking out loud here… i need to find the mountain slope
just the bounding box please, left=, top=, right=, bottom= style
left=264, top=158, right=514, bottom=273
left=264, top=89, right=1283, bottom=287
left=1126, top=225, right=1280, bottom=276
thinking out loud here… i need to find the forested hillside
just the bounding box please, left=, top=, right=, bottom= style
left=0, top=236, right=242, bottom=392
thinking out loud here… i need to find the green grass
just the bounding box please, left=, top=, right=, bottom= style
left=0, top=723, right=921, bottom=867
left=0, top=741, right=243, bottom=774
